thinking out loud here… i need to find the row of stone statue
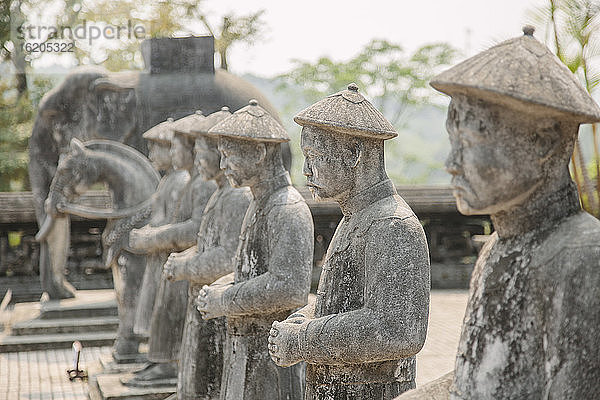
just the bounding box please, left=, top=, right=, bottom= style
left=47, top=27, right=600, bottom=400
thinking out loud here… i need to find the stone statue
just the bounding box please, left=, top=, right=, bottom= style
left=41, top=139, right=160, bottom=360
left=125, top=111, right=217, bottom=386
left=30, top=36, right=291, bottom=299
left=397, top=26, right=600, bottom=400
left=132, top=118, right=190, bottom=337
left=196, top=99, right=314, bottom=400
left=267, top=83, right=431, bottom=399
left=160, top=107, right=252, bottom=400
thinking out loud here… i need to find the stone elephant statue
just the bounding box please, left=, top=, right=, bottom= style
left=29, top=35, right=290, bottom=299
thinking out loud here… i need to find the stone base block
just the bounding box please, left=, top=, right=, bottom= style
left=89, top=372, right=175, bottom=400
left=99, top=353, right=147, bottom=374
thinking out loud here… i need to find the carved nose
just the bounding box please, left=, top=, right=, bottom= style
left=445, top=150, right=462, bottom=175
left=219, top=156, right=227, bottom=170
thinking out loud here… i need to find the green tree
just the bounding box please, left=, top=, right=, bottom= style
left=39, top=0, right=267, bottom=71
left=276, top=39, right=458, bottom=184
left=278, top=39, right=457, bottom=127
left=1, top=0, right=28, bottom=98
left=529, top=0, right=600, bottom=216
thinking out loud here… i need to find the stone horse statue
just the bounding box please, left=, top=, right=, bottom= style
left=38, top=138, right=160, bottom=359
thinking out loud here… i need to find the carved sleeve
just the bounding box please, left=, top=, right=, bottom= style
left=138, top=177, right=216, bottom=252
left=298, top=216, right=430, bottom=365
left=186, top=190, right=251, bottom=285
left=221, top=200, right=314, bottom=316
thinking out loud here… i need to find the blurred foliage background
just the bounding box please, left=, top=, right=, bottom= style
left=529, top=0, right=600, bottom=217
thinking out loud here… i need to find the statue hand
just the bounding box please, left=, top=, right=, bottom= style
left=162, top=253, right=186, bottom=282
left=195, top=284, right=227, bottom=320
left=269, top=320, right=305, bottom=367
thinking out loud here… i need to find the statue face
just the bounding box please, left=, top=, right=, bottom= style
left=218, top=137, right=262, bottom=188
left=301, top=126, right=356, bottom=201
left=147, top=142, right=171, bottom=171
left=170, top=135, right=194, bottom=170
left=445, top=96, right=547, bottom=215
left=195, top=136, right=221, bottom=181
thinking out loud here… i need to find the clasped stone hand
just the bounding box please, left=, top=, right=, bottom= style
left=195, top=285, right=226, bottom=320
left=268, top=319, right=305, bottom=367
left=162, top=253, right=185, bottom=282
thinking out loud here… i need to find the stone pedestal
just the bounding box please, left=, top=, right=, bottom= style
left=89, top=353, right=175, bottom=400
left=88, top=372, right=175, bottom=400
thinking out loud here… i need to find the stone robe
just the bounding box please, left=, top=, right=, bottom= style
left=298, top=179, right=430, bottom=399
left=148, top=173, right=217, bottom=362
left=451, top=207, right=600, bottom=399
left=177, top=183, right=251, bottom=400
left=134, top=169, right=190, bottom=336
left=219, top=173, right=314, bottom=400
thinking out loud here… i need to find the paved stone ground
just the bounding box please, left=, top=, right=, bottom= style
left=0, top=290, right=468, bottom=399
left=416, top=290, right=469, bottom=385
left=0, top=346, right=111, bottom=400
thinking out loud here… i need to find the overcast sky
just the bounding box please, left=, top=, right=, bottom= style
left=199, top=0, right=546, bottom=77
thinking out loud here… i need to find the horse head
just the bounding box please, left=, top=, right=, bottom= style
left=46, top=138, right=96, bottom=217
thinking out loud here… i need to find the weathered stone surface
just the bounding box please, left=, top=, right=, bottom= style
left=91, top=372, right=175, bottom=400
left=400, top=27, right=600, bottom=399
left=269, top=83, right=430, bottom=400
left=125, top=114, right=216, bottom=386
left=198, top=101, right=314, bottom=399
left=162, top=109, right=251, bottom=399
left=141, top=36, right=215, bottom=75
left=430, top=26, right=600, bottom=124
left=133, top=131, right=190, bottom=337
left=209, top=99, right=289, bottom=142
left=44, top=139, right=159, bottom=360
left=29, top=36, right=290, bottom=300
left=293, top=83, right=397, bottom=140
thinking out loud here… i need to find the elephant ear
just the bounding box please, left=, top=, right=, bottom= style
left=70, top=138, right=86, bottom=156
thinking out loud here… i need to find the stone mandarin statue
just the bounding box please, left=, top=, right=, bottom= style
left=398, top=26, right=600, bottom=400
left=125, top=111, right=217, bottom=387
left=132, top=118, right=190, bottom=338
left=267, top=83, right=431, bottom=399
left=196, top=99, right=314, bottom=400
left=161, top=107, right=252, bottom=400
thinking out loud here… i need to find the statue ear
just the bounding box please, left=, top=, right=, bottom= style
left=349, top=141, right=363, bottom=168
left=535, top=122, right=560, bottom=161
left=255, top=142, right=267, bottom=164
left=70, top=138, right=86, bottom=155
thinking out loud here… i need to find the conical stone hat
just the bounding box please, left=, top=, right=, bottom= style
left=430, top=26, right=600, bottom=124
left=172, top=110, right=206, bottom=137
left=294, top=83, right=397, bottom=140
left=189, top=107, right=232, bottom=138
left=142, top=117, right=174, bottom=144
left=208, top=99, right=290, bottom=143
